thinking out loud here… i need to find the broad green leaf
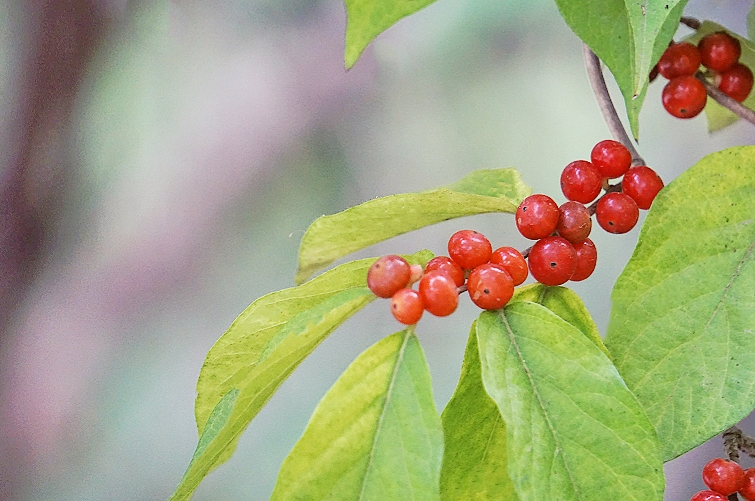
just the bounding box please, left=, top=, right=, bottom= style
left=270, top=329, right=443, bottom=500
left=295, top=168, right=530, bottom=284
left=440, top=323, right=518, bottom=501
left=478, top=303, right=665, bottom=501
left=605, top=146, right=755, bottom=461
left=684, top=22, right=755, bottom=132
left=344, top=0, right=437, bottom=69
left=169, top=251, right=432, bottom=501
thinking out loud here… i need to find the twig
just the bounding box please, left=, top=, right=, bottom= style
left=723, top=426, right=741, bottom=462
left=679, top=16, right=701, bottom=30
left=695, top=73, right=755, bottom=126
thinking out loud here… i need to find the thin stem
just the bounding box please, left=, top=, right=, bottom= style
left=679, top=16, right=701, bottom=30
left=582, top=44, right=646, bottom=166
left=695, top=72, right=755, bottom=126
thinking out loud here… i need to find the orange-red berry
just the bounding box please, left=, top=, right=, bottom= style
left=424, top=256, right=465, bottom=287
left=571, top=238, right=597, bottom=282
left=560, top=160, right=603, bottom=203
left=419, top=270, right=459, bottom=317
left=596, top=192, right=639, bottom=234
left=739, top=468, right=755, bottom=501
left=702, top=458, right=744, bottom=496
left=718, top=63, right=754, bottom=102
left=556, top=201, right=592, bottom=244
left=516, top=194, right=560, bottom=240
left=466, top=263, right=514, bottom=310
left=662, top=76, right=707, bottom=119
left=490, top=246, right=528, bottom=286
left=448, top=230, right=492, bottom=270
left=657, top=42, right=702, bottom=79
left=622, top=166, right=664, bottom=210
left=528, top=236, right=577, bottom=286
left=367, top=255, right=411, bottom=298
left=690, top=490, right=728, bottom=501
left=390, top=288, right=424, bottom=325
left=591, top=140, right=632, bottom=179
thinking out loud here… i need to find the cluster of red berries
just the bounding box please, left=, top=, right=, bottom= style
left=690, top=458, right=755, bottom=501
left=654, top=31, right=753, bottom=119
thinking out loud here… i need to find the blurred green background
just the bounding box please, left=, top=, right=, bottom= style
left=0, top=0, right=753, bottom=500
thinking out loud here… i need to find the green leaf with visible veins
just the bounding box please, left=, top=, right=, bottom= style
left=477, top=303, right=664, bottom=501
left=168, top=251, right=433, bottom=501
left=295, top=168, right=530, bottom=284
left=440, top=322, right=518, bottom=501
left=605, top=146, right=755, bottom=461
left=270, top=329, right=443, bottom=500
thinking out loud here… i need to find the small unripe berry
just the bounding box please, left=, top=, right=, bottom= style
left=739, top=468, right=755, bottom=501
left=718, top=63, right=754, bottom=103
left=528, top=236, right=578, bottom=286
left=367, top=255, right=411, bottom=298
left=516, top=194, right=560, bottom=240
left=702, top=458, right=744, bottom=496
left=466, top=263, right=514, bottom=310
left=596, top=192, right=639, bottom=234
left=570, top=238, right=597, bottom=282
left=560, top=160, right=603, bottom=203
left=662, top=76, right=707, bottom=119
left=424, top=256, right=465, bottom=287
left=490, top=246, right=528, bottom=286
left=699, top=32, right=741, bottom=72
left=556, top=201, right=592, bottom=244
left=419, top=270, right=459, bottom=317
left=690, top=490, right=728, bottom=501
left=390, top=288, right=424, bottom=325
left=657, top=42, right=702, bottom=79
left=448, top=230, right=492, bottom=270
left=591, top=140, right=632, bottom=179
left=622, top=166, right=664, bottom=210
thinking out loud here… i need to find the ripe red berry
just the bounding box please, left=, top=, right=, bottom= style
left=490, top=246, right=528, bottom=286
left=699, top=32, right=741, bottom=72
left=467, top=263, right=514, bottom=310
left=390, top=288, right=424, bottom=325
left=622, top=166, right=664, bottom=210
left=718, top=63, right=754, bottom=103
left=570, top=238, right=597, bottom=282
left=527, top=236, right=578, bottom=286
left=556, top=201, right=592, bottom=244
left=516, top=194, right=560, bottom=240
left=739, top=468, right=755, bottom=501
left=591, top=140, right=632, bottom=179
left=662, top=76, right=707, bottom=119
left=596, top=192, right=639, bottom=234
left=657, top=42, right=702, bottom=79
left=702, top=458, right=744, bottom=496
left=560, top=160, right=603, bottom=203
left=419, top=270, right=459, bottom=317
left=448, top=230, right=492, bottom=270
left=424, top=256, right=465, bottom=287
left=367, top=255, right=411, bottom=298
left=690, top=490, right=728, bottom=501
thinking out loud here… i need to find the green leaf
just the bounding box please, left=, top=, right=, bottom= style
left=478, top=302, right=665, bottom=501
left=440, top=323, right=518, bottom=501
left=270, top=329, right=444, bottom=500
left=749, top=4, right=755, bottom=41
left=295, top=168, right=530, bottom=284
left=169, top=251, right=432, bottom=501
left=344, top=0, right=437, bottom=69
left=605, top=146, right=755, bottom=461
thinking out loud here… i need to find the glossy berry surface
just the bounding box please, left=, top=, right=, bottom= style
left=560, top=160, right=603, bottom=203
left=739, top=468, right=755, bottom=501
left=662, top=76, right=707, bottom=119
left=528, top=236, right=578, bottom=286
left=622, top=166, right=664, bottom=210
left=596, top=193, right=639, bottom=234
left=718, top=63, right=754, bottom=102
left=516, top=194, right=560, bottom=240
left=448, top=230, right=492, bottom=270
left=702, top=458, right=744, bottom=496
left=570, top=238, right=597, bottom=282
left=657, top=42, right=701, bottom=79
left=367, top=255, right=411, bottom=298
left=689, top=490, right=728, bottom=501
left=556, top=201, right=592, bottom=244
left=419, top=270, right=459, bottom=317
left=490, top=246, right=528, bottom=286
left=424, top=256, right=465, bottom=287
left=390, top=288, right=424, bottom=325
left=591, top=140, right=632, bottom=179
left=467, top=263, right=514, bottom=310
left=699, top=32, right=741, bottom=72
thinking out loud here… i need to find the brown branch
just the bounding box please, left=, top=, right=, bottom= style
left=695, top=73, right=755, bottom=126
left=680, top=16, right=702, bottom=30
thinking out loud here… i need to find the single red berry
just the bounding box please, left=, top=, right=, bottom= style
left=699, top=32, right=741, bottom=72
left=690, top=490, right=729, bottom=501
left=591, top=140, right=632, bottom=179
left=657, top=42, right=702, bottom=79
left=556, top=201, right=592, bottom=244
left=490, top=246, right=528, bottom=286
left=560, top=160, right=603, bottom=203
left=662, top=76, right=707, bottom=119
left=448, top=230, right=493, bottom=270
left=390, top=288, right=424, bottom=325
left=718, top=63, right=754, bottom=102
left=739, top=468, right=755, bottom=501
left=596, top=192, right=639, bottom=234
left=702, top=458, right=744, bottom=496
left=516, top=194, right=560, bottom=240
left=367, top=255, right=411, bottom=298
left=466, top=263, right=514, bottom=310
left=527, top=236, right=578, bottom=286
left=424, top=256, right=465, bottom=287
left=622, top=166, right=664, bottom=210
left=571, top=238, right=597, bottom=282
left=419, top=270, right=459, bottom=317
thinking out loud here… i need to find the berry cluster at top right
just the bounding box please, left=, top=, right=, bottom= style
left=655, top=31, right=753, bottom=119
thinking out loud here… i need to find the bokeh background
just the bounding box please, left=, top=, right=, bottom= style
left=0, top=0, right=754, bottom=500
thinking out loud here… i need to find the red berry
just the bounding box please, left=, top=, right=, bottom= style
left=424, top=256, right=465, bottom=287
left=516, top=194, right=560, bottom=240
left=699, top=32, right=741, bottom=72
left=527, top=236, right=577, bottom=286
left=419, top=270, right=459, bottom=317
left=571, top=238, right=597, bottom=282
left=622, top=166, right=664, bottom=210
left=596, top=192, right=639, bottom=234
left=657, top=42, right=702, bottom=79
left=408, top=264, right=424, bottom=285
left=740, top=468, right=755, bottom=501
left=702, top=458, right=744, bottom=496
left=467, top=263, right=514, bottom=310
left=718, top=63, right=754, bottom=102
left=591, top=140, right=632, bottom=179
left=390, top=288, right=424, bottom=325
left=556, top=201, right=592, bottom=244
left=560, top=160, right=603, bottom=203
left=690, top=490, right=728, bottom=501
left=490, top=246, right=528, bottom=286
left=662, top=76, right=707, bottom=119
left=448, top=230, right=492, bottom=270
left=367, top=255, right=411, bottom=298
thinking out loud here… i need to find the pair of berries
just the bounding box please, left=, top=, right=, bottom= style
left=690, top=458, right=755, bottom=501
